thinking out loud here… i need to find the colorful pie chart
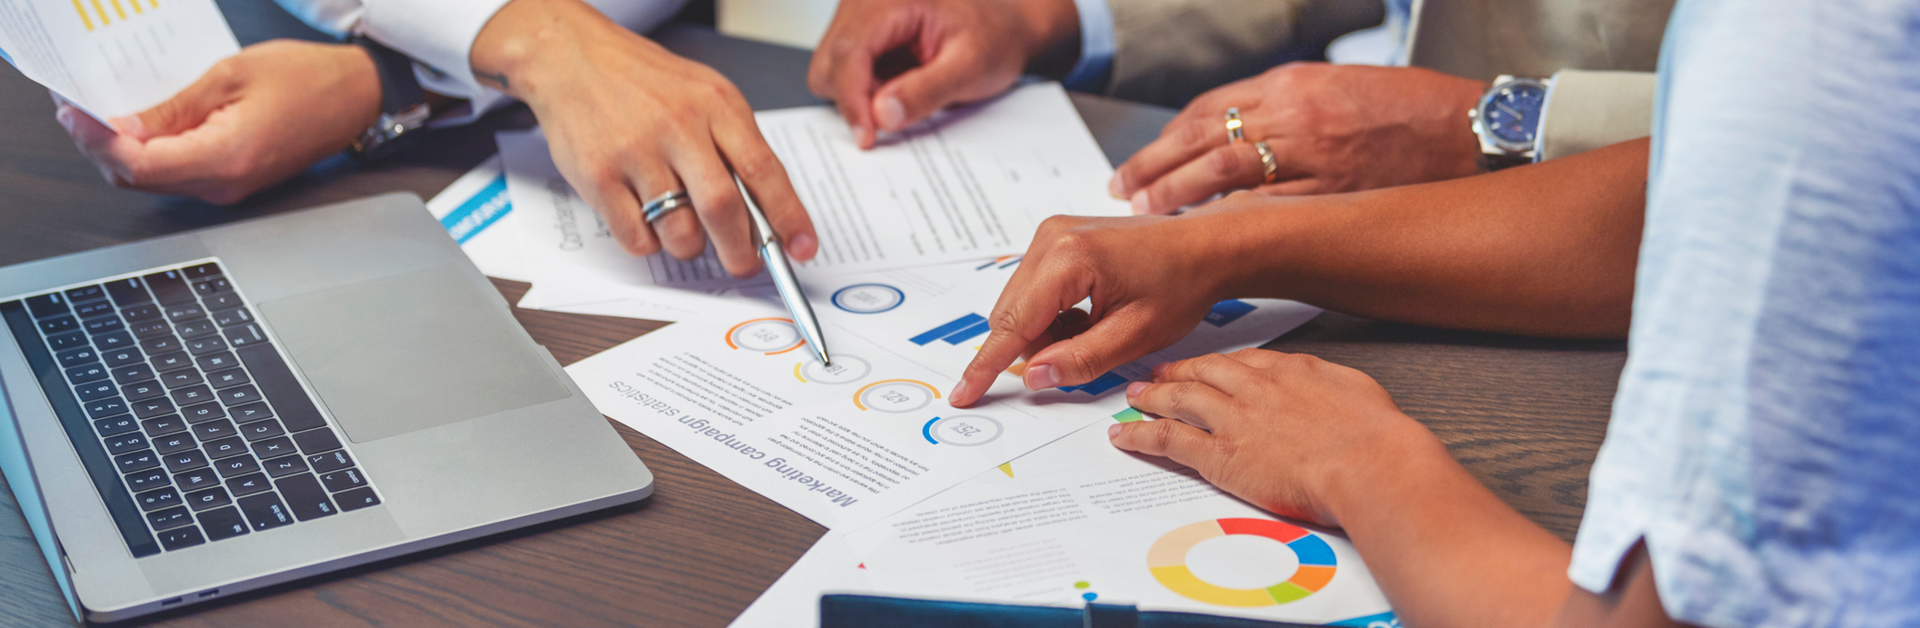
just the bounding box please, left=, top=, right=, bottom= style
left=1148, top=518, right=1337, bottom=607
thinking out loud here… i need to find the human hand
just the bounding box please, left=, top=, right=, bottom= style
left=1109, top=349, right=1438, bottom=527
left=473, top=0, right=818, bottom=276
left=809, top=0, right=1080, bottom=148
left=949, top=213, right=1235, bottom=407
left=1110, top=63, right=1488, bottom=215
left=55, top=40, right=380, bottom=204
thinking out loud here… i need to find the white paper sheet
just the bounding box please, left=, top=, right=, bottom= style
left=728, top=533, right=875, bottom=628
left=501, top=82, right=1128, bottom=311
left=425, top=155, right=531, bottom=282
left=843, top=423, right=1401, bottom=627
left=0, top=0, right=238, bottom=119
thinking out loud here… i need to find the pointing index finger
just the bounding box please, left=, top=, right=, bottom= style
left=951, top=256, right=1092, bottom=407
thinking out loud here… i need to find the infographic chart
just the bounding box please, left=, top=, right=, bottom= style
left=1149, top=518, right=1338, bottom=607
left=727, top=318, right=805, bottom=354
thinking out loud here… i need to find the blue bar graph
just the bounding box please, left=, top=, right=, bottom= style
left=1204, top=300, right=1257, bottom=327
left=1058, top=371, right=1128, bottom=395
left=911, top=313, right=987, bottom=345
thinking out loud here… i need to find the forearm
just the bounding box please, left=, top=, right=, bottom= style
left=1327, top=427, right=1573, bottom=628
left=1205, top=138, right=1649, bottom=338
left=469, top=0, right=657, bottom=99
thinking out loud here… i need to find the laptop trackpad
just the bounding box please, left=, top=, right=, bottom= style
left=257, top=265, right=567, bottom=443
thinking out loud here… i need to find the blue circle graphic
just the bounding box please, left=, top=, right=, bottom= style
left=832, top=283, right=906, bottom=314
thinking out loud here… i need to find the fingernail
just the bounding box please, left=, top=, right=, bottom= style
left=1130, top=190, right=1150, bottom=215
left=1024, top=364, right=1059, bottom=390
left=109, top=116, right=142, bottom=139
left=854, top=126, right=873, bottom=148
left=1107, top=423, right=1123, bottom=439
left=1126, top=381, right=1147, bottom=397
left=949, top=380, right=971, bottom=405
left=789, top=232, right=817, bottom=259
left=1151, top=362, right=1170, bottom=380
left=876, top=96, right=905, bottom=131
left=1108, top=172, right=1127, bottom=199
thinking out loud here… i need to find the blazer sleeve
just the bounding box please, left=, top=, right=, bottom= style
left=1101, top=0, right=1385, bottom=107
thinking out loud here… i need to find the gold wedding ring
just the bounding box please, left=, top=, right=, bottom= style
left=1225, top=107, right=1245, bottom=144
left=1254, top=141, right=1278, bottom=184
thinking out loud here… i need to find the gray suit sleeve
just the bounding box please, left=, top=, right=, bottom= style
left=1536, top=70, right=1656, bottom=161
left=1103, top=0, right=1385, bottom=107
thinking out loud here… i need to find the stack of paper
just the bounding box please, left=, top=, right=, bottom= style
left=0, top=0, right=239, bottom=120
left=422, top=83, right=1396, bottom=628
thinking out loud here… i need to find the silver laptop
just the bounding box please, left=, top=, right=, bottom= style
left=0, top=193, right=653, bottom=622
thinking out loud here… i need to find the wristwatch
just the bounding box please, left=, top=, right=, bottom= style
left=1468, top=75, right=1552, bottom=171
left=349, top=36, right=432, bottom=161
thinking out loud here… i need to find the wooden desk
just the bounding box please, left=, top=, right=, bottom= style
left=0, top=9, right=1626, bottom=627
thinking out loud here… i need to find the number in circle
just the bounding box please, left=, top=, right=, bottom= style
left=854, top=379, right=938, bottom=412
left=923, top=414, right=1002, bottom=446
left=831, top=283, right=905, bottom=314
left=727, top=318, right=803, bottom=354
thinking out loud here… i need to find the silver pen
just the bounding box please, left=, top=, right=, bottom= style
left=734, top=175, right=833, bottom=366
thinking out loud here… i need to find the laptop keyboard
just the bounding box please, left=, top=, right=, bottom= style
left=2, top=260, right=381, bottom=558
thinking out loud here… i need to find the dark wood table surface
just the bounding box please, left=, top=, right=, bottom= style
left=0, top=6, right=1627, bottom=627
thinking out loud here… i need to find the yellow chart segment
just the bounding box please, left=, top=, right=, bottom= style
left=74, top=0, right=158, bottom=30
left=851, top=379, right=940, bottom=410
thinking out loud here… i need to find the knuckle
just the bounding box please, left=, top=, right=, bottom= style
left=1207, top=147, right=1244, bottom=179
left=737, top=152, right=783, bottom=181
left=1060, top=345, right=1101, bottom=382
left=1175, top=120, right=1213, bottom=148
left=989, top=307, right=1028, bottom=336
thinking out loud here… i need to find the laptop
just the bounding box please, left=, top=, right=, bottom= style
left=0, top=193, right=654, bottom=622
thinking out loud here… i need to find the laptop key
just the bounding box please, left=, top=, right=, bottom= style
left=175, top=318, right=218, bottom=340
left=229, top=401, right=272, bottom=423
left=171, top=384, right=213, bottom=406
left=197, top=506, right=249, bottom=541
left=144, top=270, right=197, bottom=305
left=152, top=432, right=197, bottom=455
left=224, top=324, right=267, bottom=348
left=114, top=449, right=161, bottom=474
left=74, top=300, right=115, bottom=319
left=125, top=468, right=170, bottom=492
left=333, top=487, right=381, bottom=512
left=162, top=449, right=209, bottom=473
left=66, top=363, right=109, bottom=385
left=94, top=415, right=139, bottom=438
left=46, top=330, right=89, bottom=351
left=104, top=432, right=149, bottom=456
left=308, top=450, right=354, bottom=474
left=191, top=420, right=237, bottom=442
left=92, top=330, right=134, bottom=350
left=139, top=335, right=181, bottom=355
left=135, top=486, right=181, bottom=512
left=219, top=385, right=261, bottom=406
left=210, top=305, right=252, bottom=327
left=185, top=487, right=232, bottom=512
left=237, top=493, right=294, bottom=531
left=24, top=293, right=69, bottom=318
left=182, top=402, right=225, bottom=423
left=121, top=380, right=166, bottom=403
left=239, top=419, right=285, bottom=442
left=131, top=397, right=175, bottom=420
left=37, top=315, right=78, bottom=335
left=191, top=277, right=232, bottom=297
left=142, top=415, right=187, bottom=437
left=150, top=351, right=193, bottom=373
left=65, top=285, right=107, bottom=304
left=214, top=454, right=261, bottom=478
left=207, top=368, right=250, bottom=389
left=130, top=319, right=172, bottom=339
left=185, top=335, right=228, bottom=356
left=226, top=473, right=273, bottom=497
left=146, top=506, right=195, bottom=531
left=102, top=348, right=143, bottom=368
left=55, top=346, right=97, bottom=368
left=276, top=474, right=337, bottom=521
left=237, top=345, right=326, bottom=433
left=164, top=303, right=205, bottom=323
left=319, top=468, right=367, bottom=492
left=111, top=363, right=155, bottom=385
left=85, top=397, right=127, bottom=419
left=252, top=436, right=295, bottom=459
left=119, top=302, right=162, bottom=322
left=174, top=468, right=221, bottom=492
left=196, top=351, right=238, bottom=372
left=204, top=294, right=244, bottom=313
left=160, top=367, right=204, bottom=389
left=184, top=262, right=223, bottom=280
left=290, top=428, right=341, bottom=455
left=104, top=278, right=151, bottom=306
left=202, top=436, right=248, bottom=460
left=75, top=380, right=118, bottom=402
left=261, top=454, right=308, bottom=478
left=82, top=316, right=125, bottom=335
left=157, top=525, right=206, bottom=551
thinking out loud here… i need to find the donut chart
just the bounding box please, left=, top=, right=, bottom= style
left=1148, top=518, right=1337, bottom=607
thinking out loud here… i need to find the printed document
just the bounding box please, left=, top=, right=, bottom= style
left=0, top=0, right=237, bottom=119
left=425, top=156, right=529, bottom=282
left=842, top=423, right=1399, bottom=626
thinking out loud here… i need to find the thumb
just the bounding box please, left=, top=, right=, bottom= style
left=113, top=61, right=237, bottom=141
left=871, top=46, right=1006, bottom=132
left=1024, top=308, right=1176, bottom=390
left=1109, top=419, right=1216, bottom=470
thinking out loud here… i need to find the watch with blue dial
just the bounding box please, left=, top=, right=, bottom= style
left=1469, top=75, right=1552, bottom=171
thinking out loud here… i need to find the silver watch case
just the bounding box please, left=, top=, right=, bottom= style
left=1469, top=75, right=1551, bottom=159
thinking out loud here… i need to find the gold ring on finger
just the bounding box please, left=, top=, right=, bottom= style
left=1225, top=108, right=1245, bottom=144
left=1254, top=141, right=1279, bottom=184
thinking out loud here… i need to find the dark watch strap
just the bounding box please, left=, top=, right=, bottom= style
left=352, top=36, right=425, bottom=116
left=1478, top=152, right=1533, bottom=172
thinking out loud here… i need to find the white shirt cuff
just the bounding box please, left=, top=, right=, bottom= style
left=360, top=0, right=516, bottom=95
left=1061, top=0, right=1116, bottom=91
